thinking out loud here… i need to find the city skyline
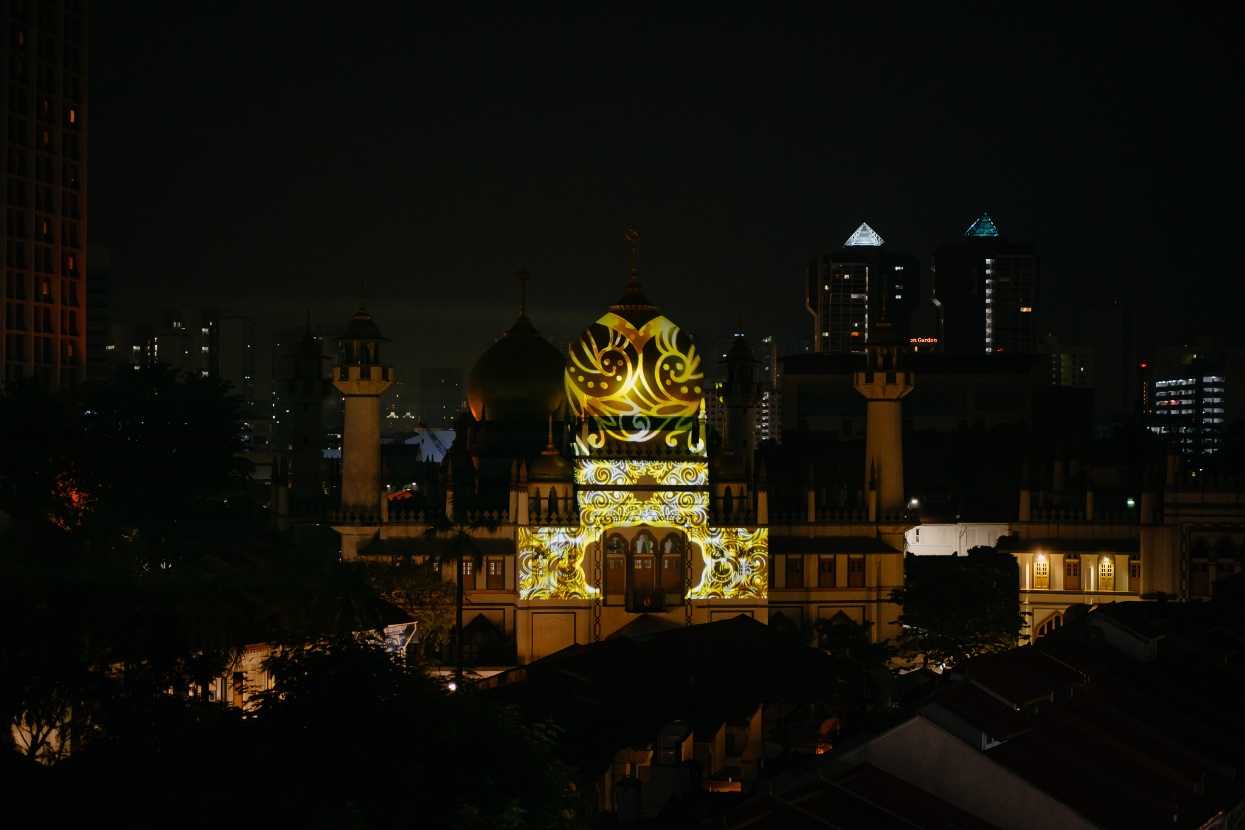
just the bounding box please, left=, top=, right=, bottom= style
left=88, top=4, right=1241, bottom=377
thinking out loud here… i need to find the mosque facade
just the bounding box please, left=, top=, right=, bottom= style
left=330, top=232, right=911, bottom=665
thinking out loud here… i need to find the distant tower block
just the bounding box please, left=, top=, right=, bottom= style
left=854, top=318, right=914, bottom=518
left=286, top=324, right=333, bottom=509
left=334, top=302, right=393, bottom=517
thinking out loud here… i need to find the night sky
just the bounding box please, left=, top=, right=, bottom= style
left=89, top=3, right=1242, bottom=378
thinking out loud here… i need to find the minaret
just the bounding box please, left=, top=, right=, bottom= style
left=854, top=317, right=914, bottom=519
left=333, top=301, right=393, bottom=518
left=286, top=319, right=333, bottom=510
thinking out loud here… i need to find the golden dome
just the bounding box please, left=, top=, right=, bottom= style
left=564, top=234, right=704, bottom=445
left=467, top=313, right=568, bottom=423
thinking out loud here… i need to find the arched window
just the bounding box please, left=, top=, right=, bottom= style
left=604, top=533, right=627, bottom=597
left=1035, top=613, right=1063, bottom=639
left=1191, top=537, right=1212, bottom=597
left=1215, top=537, right=1238, bottom=580
left=659, top=533, right=684, bottom=591
left=632, top=530, right=658, bottom=590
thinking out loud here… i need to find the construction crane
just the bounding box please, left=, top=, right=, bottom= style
left=419, top=421, right=449, bottom=457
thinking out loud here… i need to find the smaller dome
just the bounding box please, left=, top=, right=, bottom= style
left=338, top=303, right=388, bottom=343
left=530, top=448, right=571, bottom=481
left=467, top=314, right=568, bottom=423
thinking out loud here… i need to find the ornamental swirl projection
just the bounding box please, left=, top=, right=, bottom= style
left=565, top=312, right=704, bottom=446
left=692, top=528, right=769, bottom=598
left=516, top=457, right=767, bottom=600
left=575, top=459, right=708, bottom=488
left=518, top=526, right=599, bottom=599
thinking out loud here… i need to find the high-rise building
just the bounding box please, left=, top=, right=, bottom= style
left=1143, top=359, right=1228, bottom=458
left=806, top=223, right=920, bottom=354
left=931, top=214, right=1039, bottom=355
left=2, top=0, right=88, bottom=386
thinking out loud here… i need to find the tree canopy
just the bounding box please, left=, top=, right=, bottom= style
left=890, top=546, right=1028, bottom=668
left=0, top=366, right=256, bottom=569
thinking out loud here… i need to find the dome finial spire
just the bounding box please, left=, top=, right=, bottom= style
left=517, top=269, right=531, bottom=317
left=625, top=226, right=641, bottom=284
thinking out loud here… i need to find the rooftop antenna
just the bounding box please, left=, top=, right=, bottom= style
left=517, top=269, right=530, bottom=316
left=625, top=226, right=641, bottom=283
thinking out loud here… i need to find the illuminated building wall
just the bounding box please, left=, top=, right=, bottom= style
left=518, top=307, right=769, bottom=603
left=1, top=0, right=89, bottom=386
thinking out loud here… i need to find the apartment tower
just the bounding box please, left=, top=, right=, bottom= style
left=2, top=0, right=87, bottom=385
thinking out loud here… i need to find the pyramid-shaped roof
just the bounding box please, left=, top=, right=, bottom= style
left=965, top=213, right=1001, bottom=238
left=843, top=222, right=884, bottom=247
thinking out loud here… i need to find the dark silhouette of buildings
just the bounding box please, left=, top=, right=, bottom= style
left=931, top=214, right=1039, bottom=356
left=806, top=222, right=920, bottom=354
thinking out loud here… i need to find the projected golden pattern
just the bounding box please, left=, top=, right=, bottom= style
left=693, top=528, right=769, bottom=598
left=516, top=457, right=767, bottom=600
left=517, top=526, right=600, bottom=599
left=566, top=312, right=704, bottom=447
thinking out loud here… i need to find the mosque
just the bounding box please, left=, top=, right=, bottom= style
left=326, top=230, right=912, bottom=665
left=317, top=231, right=1243, bottom=668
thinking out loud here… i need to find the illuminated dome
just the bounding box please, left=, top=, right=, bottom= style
left=565, top=228, right=704, bottom=445
left=467, top=312, right=568, bottom=423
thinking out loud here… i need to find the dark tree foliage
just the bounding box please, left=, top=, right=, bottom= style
left=890, top=546, right=1028, bottom=668
left=0, top=519, right=247, bottom=764
left=0, top=365, right=257, bottom=569
left=82, top=364, right=256, bottom=566
left=814, top=617, right=896, bottom=674
left=363, top=557, right=456, bottom=661
left=244, top=635, right=580, bottom=829
left=0, top=377, right=90, bottom=531
left=425, top=507, right=500, bottom=681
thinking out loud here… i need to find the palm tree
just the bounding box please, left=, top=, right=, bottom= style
left=424, top=507, right=499, bottom=685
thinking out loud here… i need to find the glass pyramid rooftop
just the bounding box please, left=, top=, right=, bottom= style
left=844, top=222, right=884, bottom=247
left=965, top=213, right=1000, bottom=238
